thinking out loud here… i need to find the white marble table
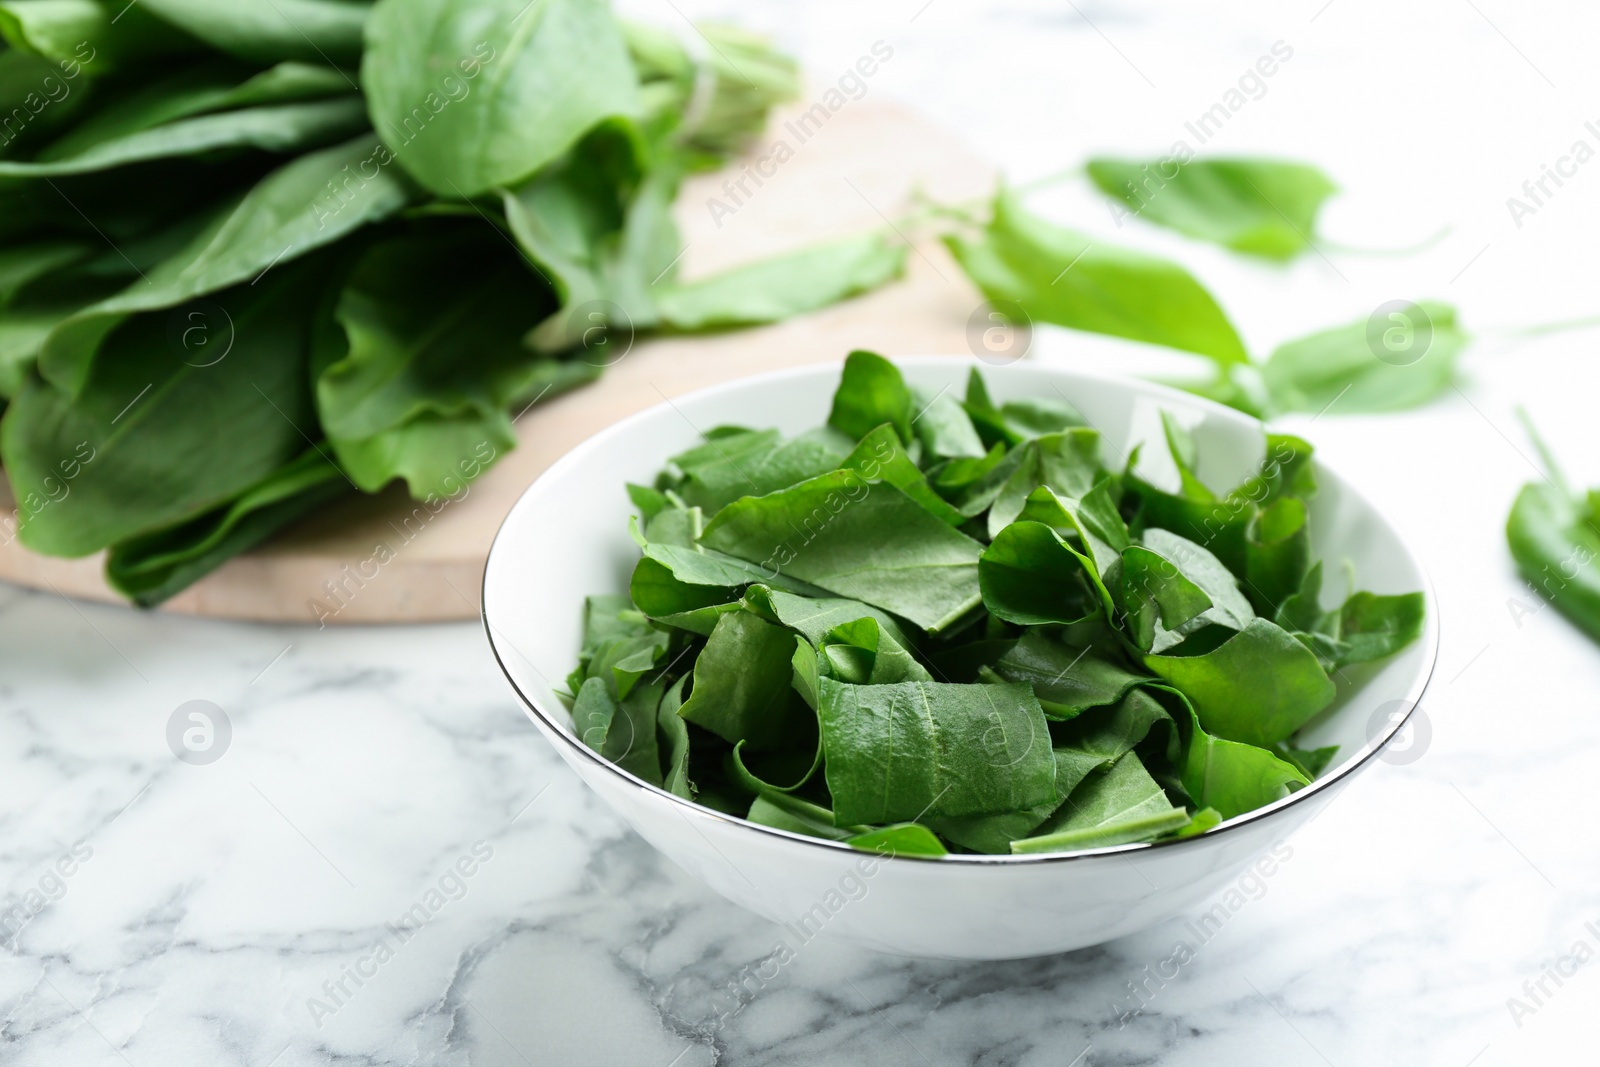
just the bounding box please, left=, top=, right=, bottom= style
left=7, top=1, right=1600, bottom=1063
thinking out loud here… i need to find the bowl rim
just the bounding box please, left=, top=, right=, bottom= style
left=483, top=356, right=1440, bottom=866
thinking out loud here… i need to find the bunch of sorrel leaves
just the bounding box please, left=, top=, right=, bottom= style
left=0, top=0, right=1492, bottom=610
left=0, top=0, right=905, bottom=604
left=566, top=352, right=1425, bottom=856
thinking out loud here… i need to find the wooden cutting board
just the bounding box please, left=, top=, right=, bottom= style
left=0, top=99, right=996, bottom=622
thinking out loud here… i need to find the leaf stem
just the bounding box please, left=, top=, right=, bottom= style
left=1516, top=406, right=1574, bottom=499
left=1481, top=314, right=1600, bottom=340
left=893, top=167, right=1085, bottom=230
left=904, top=188, right=982, bottom=226
left=1011, top=166, right=1086, bottom=197
left=1318, top=225, right=1451, bottom=257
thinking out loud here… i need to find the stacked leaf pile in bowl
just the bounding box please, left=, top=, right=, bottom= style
left=565, top=352, right=1425, bottom=857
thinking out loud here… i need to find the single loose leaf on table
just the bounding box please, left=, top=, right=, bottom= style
left=946, top=187, right=1249, bottom=367
left=1087, top=157, right=1337, bottom=261
left=656, top=234, right=907, bottom=331
left=1262, top=302, right=1469, bottom=415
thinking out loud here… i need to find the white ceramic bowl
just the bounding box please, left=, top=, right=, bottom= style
left=483, top=358, right=1438, bottom=960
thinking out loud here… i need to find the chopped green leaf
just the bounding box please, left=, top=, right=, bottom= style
left=991, top=629, right=1150, bottom=719
left=1144, top=618, right=1336, bottom=746
left=847, top=823, right=948, bottom=857
left=701, top=472, right=984, bottom=633
left=1011, top=752, right=1188, bottom=853
left=677, top=610, right=808, bottom=750
left=979, top=521, right=1099, bottom=626
left=1164, top=686, right=1308, bottom=818
left=828, top=349, right=914, bottom=444
left=818, top=677, right=1056, bottom=825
